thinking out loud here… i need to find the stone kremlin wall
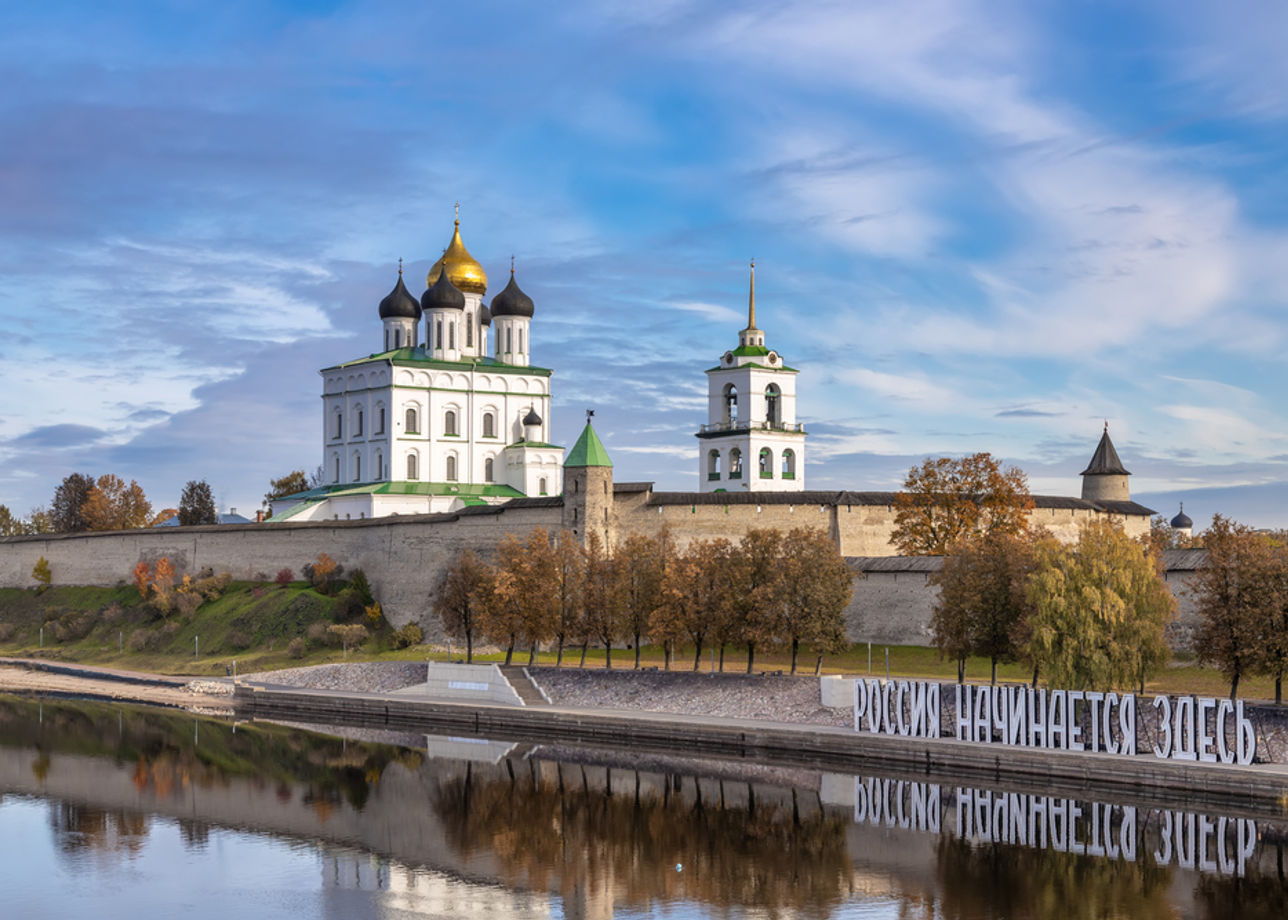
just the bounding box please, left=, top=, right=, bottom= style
left=0, top=483, right=1191, bottom=649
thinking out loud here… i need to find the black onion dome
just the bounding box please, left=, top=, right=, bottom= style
left=378, top=273, right=421, bottom=319
left=478, top=303, right=492, bottom=326
left=523, top=407, right=542, bottom=426
left=420, top=266, right=466, bottom=311
left=491, top=270, right=535, bottom=318
left=1170, top=504, right=1193, bottom=530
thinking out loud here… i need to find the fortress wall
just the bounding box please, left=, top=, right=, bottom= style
left=0, top=491, right=1179, bottom=648
left=0, top=503, right=562, bottom=629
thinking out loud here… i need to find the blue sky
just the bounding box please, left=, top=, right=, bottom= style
left=2, top=0, right=1286, bottom=528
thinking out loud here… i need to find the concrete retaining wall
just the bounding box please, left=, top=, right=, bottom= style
left=422, top=662, right=523, bottom=706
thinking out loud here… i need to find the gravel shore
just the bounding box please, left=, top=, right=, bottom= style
left=530, top=666, right=851, bottom=727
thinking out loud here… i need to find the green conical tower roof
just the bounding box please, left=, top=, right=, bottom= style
left=565, top=421, right=612, bottom=468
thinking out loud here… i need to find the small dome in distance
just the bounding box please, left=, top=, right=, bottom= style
left=1170, top=503, right=1193, bottom=530
left=421, top=265, right=466, bottom=311
left=478, top=303, right=491, bottom=326
left=378, top=267, right=420, bottom=320
left=523, top=407, right=542, bottom=426
left=491, top=266, right=535, bottom=318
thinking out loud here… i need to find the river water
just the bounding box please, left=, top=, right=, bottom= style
left=0, top=696, right=1285, bottom=919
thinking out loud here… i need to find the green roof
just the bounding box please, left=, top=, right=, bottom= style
left=275, top=480, right=526, bottom=502
left=706, top=363, right=799, bottom=373
left=503, top=440, right=563, bottom=450
left=565, top=422, right=612, bottom=468
left=327, top=348, right=553, bottom=377
left=732, top=344, right=770, bottom=357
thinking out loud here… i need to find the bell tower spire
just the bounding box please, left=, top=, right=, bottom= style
left=738, top=259, right=765, bottom=350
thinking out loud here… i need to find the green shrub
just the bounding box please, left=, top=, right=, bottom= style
left=392, top=623, right=423, bottom=649
left=127, top=628, right=156, bottom=652
left=348, top=569, right=373, bottom=606
left=287, top=637, right=306, bottom=659
left=332, top=588, right=365, bottom=623
left=53, top=609, right=96, bottom=642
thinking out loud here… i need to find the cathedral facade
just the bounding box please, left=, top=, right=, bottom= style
left=270, top=218, right=563, bottom=522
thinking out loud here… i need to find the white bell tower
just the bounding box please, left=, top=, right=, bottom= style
left=696, top=261, right=806, bottom=492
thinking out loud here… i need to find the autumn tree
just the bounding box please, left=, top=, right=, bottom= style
left=729, top=529, right=784, bottom=673
left=777, top=528, right=855, bottom=674
left=891, top=453, right=1033, bottom=556
left=81, top=475, right=152, bottom=531
left=481, top=529, right=559, bottom=666
left=582, top=532, right=627, bottom=667
left=549, top=530, right=585, bottom=666
left=265, top=470, right=310, bottom=505
left=1191, top=515, right=1286, bottom=700
left=32, top=556, right=52, bottom=589
left=0, top=505, right=23, bottom=536
left=617, top=530, right=670, bottom=668
left=178, top=480, right=218, bottom=526
left=931, top=530, right=1037, bottom=684
left=1024, top=520, right=1174, bottom=692
left=433, top=548, right=491, bottom=663
left=653, top=538, right=733, bottom=671
left=309, top=553, right=339, bottom=592
left=51, top=473, right=95, bottom=533
left=26, top=507, right=54, bottom=534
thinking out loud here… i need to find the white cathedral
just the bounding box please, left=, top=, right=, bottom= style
left=269, top=219, right=807, bottom=522
left=270, top=217, right=566, bottom=521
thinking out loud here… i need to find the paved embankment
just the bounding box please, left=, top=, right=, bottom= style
left=234, top=681, right=1288, bottom=813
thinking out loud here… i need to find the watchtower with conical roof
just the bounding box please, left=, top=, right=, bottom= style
left=562, top=414, right=613, bottom=545
left=697, top=262, right=806, bottom=492
left=1080, top=424, right=1131, bottom=502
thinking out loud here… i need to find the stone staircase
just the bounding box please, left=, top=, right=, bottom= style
left=500, top=667, right=550, bottom=706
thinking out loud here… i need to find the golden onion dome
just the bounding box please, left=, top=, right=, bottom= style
left=427, top=219, right=488, bottom=295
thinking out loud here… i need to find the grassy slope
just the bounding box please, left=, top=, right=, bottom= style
left=0, top=585, right=1274, bottom=699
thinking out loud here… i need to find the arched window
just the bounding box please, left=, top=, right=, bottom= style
left=445, top=410, right=458, bottom=436
left=375, top=451, right=384, bottom=480
left=765, top=384, right=781, bottom=426
left=484, top=457, right=494, bottom=482
left=449, top=321, right=456, bottom=351
left=506, top=327, right=513, bottom=354
left=353, top=453, right=361, bottom=482
left=333, top=455, right=340, bottom=483
left=355, top=408, right=363, bottom=437
left=759, top=447, right=773, bottom=478
left=518, top=328, right=524, bottom=354
left=446, top=454, right=458, bottom=481
left=729, top=447, right=743, bottom=479
left=405, top=407, right=418, bottom=434
left=435, top=319, right=443, bottom=350
left=385, top=329, right=390, bottom=351
left=722, top=383, right=738, bottom=425
left=466, top=316, right=473, bottom=348
left=376, top=406, right=385, bottom=435
left=783, top=449, right=796, bottom=480
left=407, top=452, right=419, bottom=480
left=394, top=328, right=402, bottom=349
left=539, top=477, right=548, bottom=495
left=333, top=411, right=342, bottom=440
left=707, top=449, right=721, bottom=481
left=483, top=412, right=495, bottom=438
